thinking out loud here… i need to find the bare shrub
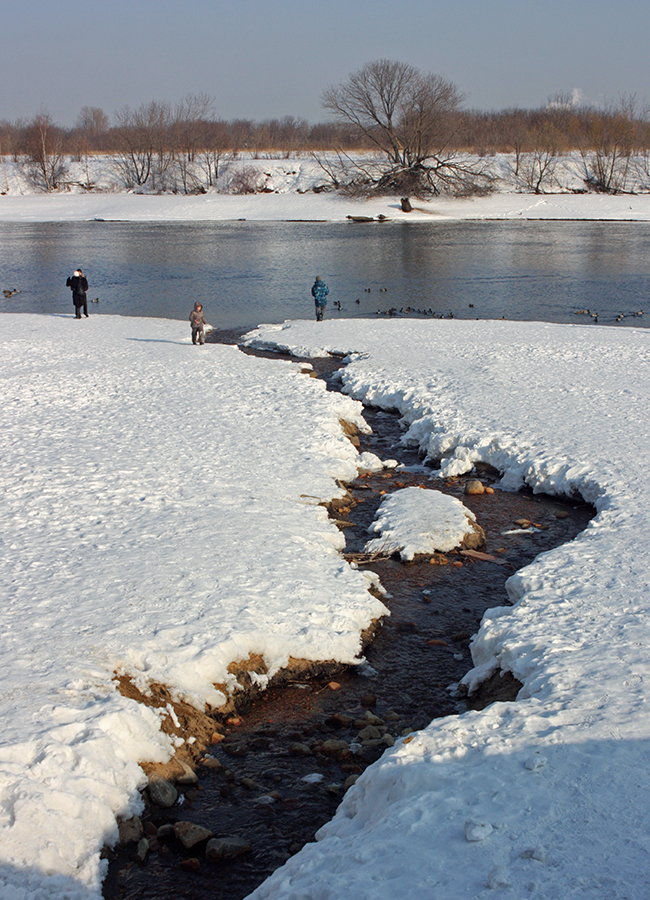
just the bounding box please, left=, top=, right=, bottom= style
left=228, top=165, right=263, bottom=194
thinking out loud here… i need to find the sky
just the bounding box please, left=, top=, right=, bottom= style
left=3, top=0, right=650, bottom=127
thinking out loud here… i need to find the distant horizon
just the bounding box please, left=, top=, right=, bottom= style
left=3, top=0, right=649, bottom=129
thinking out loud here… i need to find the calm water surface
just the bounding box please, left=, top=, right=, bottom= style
left=1, top=220, right=649, bottom=330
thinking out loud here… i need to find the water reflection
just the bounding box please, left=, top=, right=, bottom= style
left=0, top=220, right=649, bottom=330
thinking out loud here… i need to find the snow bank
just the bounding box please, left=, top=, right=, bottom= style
left=0, top=314, right=386, bottom=899
left=243, top=317, right=650, bottom=900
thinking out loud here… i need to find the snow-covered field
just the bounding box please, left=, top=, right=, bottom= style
left=2, top=184, right=650, bottom=900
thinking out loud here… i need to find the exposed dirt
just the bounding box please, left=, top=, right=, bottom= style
left=103, top=340, right=594, bottom=900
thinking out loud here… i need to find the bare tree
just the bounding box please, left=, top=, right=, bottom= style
left=578, top=97, right=638, bottom=193
left=321, top=59, right=490, bottom=195
left=19, top=111, right=68, bottom=191
left=113, top=101, right=174, bottom=188
left=76, top=106, right=109, bottom=136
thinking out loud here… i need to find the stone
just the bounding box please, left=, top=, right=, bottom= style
left=135, top=837, right=150, bottom=864
left=222, top=742, right=246, bottom=757
left=361, top=710, right=384, bottom=725
left=465, top=479, right=485, bottom=495
left=360, top=692, right=377, bottom=707
left=240, top=777, right=261, bottom=790
left=156, top=823, right=175, bottom=840
left=324, top=713, right=354, bottom=729
left=148, top=775, right=178, bottom=808
left=319, top=739, right=349, bottom=757
left=357, top=725, right=383, bottom=742
left=460, top=520, right=486, bottom=550
left=487, top=865, right=510, bottom=889
left=201, top=756, right=222, bottom=769
left=117, top=815, right=143, bottom=844
left=174, top=821, right=213, bottom=850
left=464, top=820, right=493, bottom=842
left=176, top=761, right=199, bottom=785
left=343, top=774, right=359, bottom=790
left=288, top=742, right=313, bottom=756
left=179, top=857, right=201, bottom=872
left=205, top=836, right=252, bottom=861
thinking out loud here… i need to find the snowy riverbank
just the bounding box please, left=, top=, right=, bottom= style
left=2, top=153, right=650, bottom=223
left=2, top=187, right=650, bottom=224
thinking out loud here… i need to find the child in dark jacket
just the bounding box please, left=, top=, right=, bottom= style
left=189, top=302, right=206, bottom=344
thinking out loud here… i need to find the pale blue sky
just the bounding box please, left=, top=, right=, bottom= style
left=3, top=0, right=649, bottom=126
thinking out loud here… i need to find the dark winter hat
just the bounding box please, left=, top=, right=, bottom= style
left=315, top=276, right=322, bottom=282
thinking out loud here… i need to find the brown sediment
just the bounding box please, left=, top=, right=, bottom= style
left=114, top=623, right=381, bottom=781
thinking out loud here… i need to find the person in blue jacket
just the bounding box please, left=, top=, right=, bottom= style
left=311, top=276, right=329, bottom=321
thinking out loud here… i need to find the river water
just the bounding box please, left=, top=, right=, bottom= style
left=1, top=220, right=650, bottom=329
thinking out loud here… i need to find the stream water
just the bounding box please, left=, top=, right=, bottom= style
left=103, top=341, right=595, bottom=900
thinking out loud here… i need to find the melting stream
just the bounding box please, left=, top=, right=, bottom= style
left=104, top=340, right=594, bottom=900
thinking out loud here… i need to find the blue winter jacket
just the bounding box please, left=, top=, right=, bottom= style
left=311, top=279, right=329, bottom=306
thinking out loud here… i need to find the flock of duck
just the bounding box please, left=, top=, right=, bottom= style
left=1, top=286, right=644, bottom=325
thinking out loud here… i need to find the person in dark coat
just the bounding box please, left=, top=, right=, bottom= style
left=311, top=276, right=329, bottom=321
left=189, top=302, right=206, bottom=344
left=66, top=269, right=89, bottom=318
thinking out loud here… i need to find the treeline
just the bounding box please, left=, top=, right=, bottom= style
left=2, top=93, right=650, bottom=194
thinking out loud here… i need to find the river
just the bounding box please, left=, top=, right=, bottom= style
left=1, top=219, right=649, bottom=329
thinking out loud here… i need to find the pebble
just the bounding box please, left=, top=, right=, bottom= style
left=487, top=865, right=510, bottom=889
left=240, top=777, right=261, bottom=790
left=324, top=713, right=354, bottom=728
left=135, top=837, right=149, bottom=863
left=360, top=710, right=384, bottom=725
left=179, top=857, right=202, bottom=872
left=288, top=742, right=313, bottom=756
left=319, top=739, right=350, bottom=758
left=465, top=479, right=485, bottom=495
left=357, top=725, right=384, bottom=742
left=117, top=815, right=143, bottom=844
left=464, top=820, right=493, bottom=842
left=174, top=821, right=213, bottom=850
left=176, top=761, right=199, bottom=785
left=148, top=775, right=178, bottom=808
left=205, top=836, right=252, bottom=861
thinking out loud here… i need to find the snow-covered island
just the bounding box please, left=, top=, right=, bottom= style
left=1, top=184, right=650, bottom=900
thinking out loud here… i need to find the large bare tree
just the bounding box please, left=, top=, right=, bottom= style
left=321, top=59, right=490, bottom=195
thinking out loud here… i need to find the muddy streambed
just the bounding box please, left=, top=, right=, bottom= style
left=103, top=342, right=594, bottom=900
